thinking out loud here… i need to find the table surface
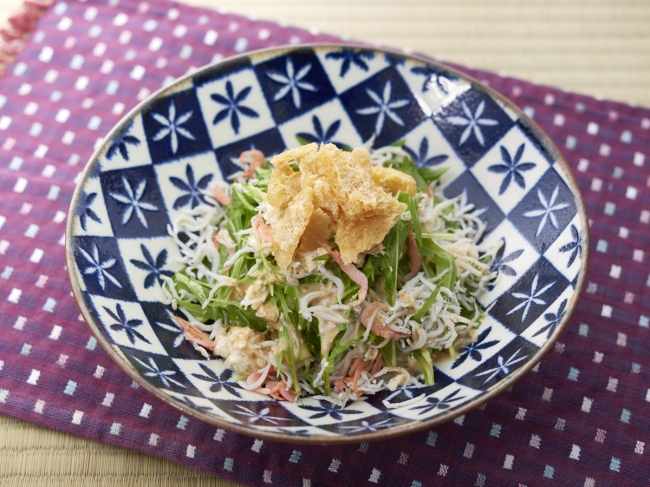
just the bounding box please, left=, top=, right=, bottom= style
left=1, top=1, right=649, bottom=486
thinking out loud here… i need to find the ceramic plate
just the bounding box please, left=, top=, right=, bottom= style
left=66, top=44, right=589, bottom=444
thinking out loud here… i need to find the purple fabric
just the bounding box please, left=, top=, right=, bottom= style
left=0, top=0, right=649, bottom=485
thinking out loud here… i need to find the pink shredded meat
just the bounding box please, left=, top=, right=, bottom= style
left=213, top=186, right=231, bottom=206
left=321, top=242, right=368, bottom=306
left=254, top=211, right=274, bottom=242
left=360, top=302, right=410, bottom=341
left=235, top=149, right=265, bottom=179
left=247, top=366, right=276, bottom=386
left=247, top=366, right=296, bottom=402
left=399, top=229, right=422, bottom=282
left=333, top=379, right=349, bottom=394
left=172, top=316, right=215, bottom=353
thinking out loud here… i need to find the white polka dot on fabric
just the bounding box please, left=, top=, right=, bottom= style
left=55, top=108, right=70, bottom=123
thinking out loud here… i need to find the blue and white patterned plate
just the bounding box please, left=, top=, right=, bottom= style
left=66, top=45, right=589, bottom=444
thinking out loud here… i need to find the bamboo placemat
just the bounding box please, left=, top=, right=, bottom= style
left=1, top=1, right=648, bottom=486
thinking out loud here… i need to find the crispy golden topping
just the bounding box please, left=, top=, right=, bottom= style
left=267, top=143, right=414, bottom=268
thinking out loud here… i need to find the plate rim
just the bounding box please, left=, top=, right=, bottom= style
left=65, top=42, right=590, bottom=445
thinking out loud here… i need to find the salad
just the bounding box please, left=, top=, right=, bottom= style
left=160, top=142, right=499, bottom=406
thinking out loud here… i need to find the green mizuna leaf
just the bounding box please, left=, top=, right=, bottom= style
left=397, top=191, right=422, bottom=247
left=377, top=215, right=410, bottom=306
left=411, top=349, right=434, bottom=385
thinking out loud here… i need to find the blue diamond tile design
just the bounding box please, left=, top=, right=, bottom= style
left=509, top=167, right=577, bottom=254
left=516, top=119, right=555, bottom=164
left=254, top=48, right=336, bottom=125
left=283, top=396, right=381, bottom=427
left=193, top=55, right=253, bottom=87
left=215, top=399, right=309, bottom=427
left=100, top=165, right=169, bottom=238
left=520, top=285, right=573, bottom=347
left=121, top=347, right=200, bottom=395
left=400, top=119, right=458, bottom=168
left=408, top=64, right=459, bottom=96
left=367, top=368, right=456, bottom=410
left=457, top=336, right=539, bottom=390
left=173, top=359, right=268, bottom=402
left=315, top=46, right=390, bottom=95
left=389, top=383, right=483, bottom=421
left=434, top=314, right=517, bottom=380
left=116, top=237, right=183, bottom=302
left=488, top=257, right=570, bottom=334
left=214, top=128, right=286, bottom=178
left=543, top=213, right=584, bottom=284
left=99, top=113, right=152, bottom=172
left=277, top=97, right=364, bottom=150
left=140, top=302, right=205, bottom=360
left=322, top=412, right=413, bottom=434
left=74, top=238, right=135, bottom=301
left=442, top=170, right=506, bottom=237
left=74, top=176, right=113, bottom=237
left=340, top=66, right=426, bottom=147
left=166, top=391, right=242, bottom=424
left=478, top=218, right=540, bottom=305
left=470, top=124, right=551, bottom=215
left=88, top=295, right=167, bottom=355
left=395, top=61, right=472, bottom=119
left=143, top=88, right=213, bottom=164
left=196, top=67, right=276, bottom=148
left=153, top=151, right=224, bottom=224
left=433, top=88, right=514, bottom=167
